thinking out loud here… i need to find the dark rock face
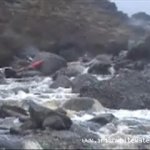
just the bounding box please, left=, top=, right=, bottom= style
left=28, top=101, right=72, bottom=130
left=72, top=74, right=98, bottom=93
left=88, top=113, right=116, bottom=126
left=52, top=43, right=82, bottom=62
left=50, top=75, right=72, bottom=89
left=0, top=0, right=131, bottom=66
left=127, top=36, right=150, bottom=61
left=4, top=68, right=19, bottom=78
left=33, top=52, right=67, bottom=75
left=80, top=70, right=150, bottom=109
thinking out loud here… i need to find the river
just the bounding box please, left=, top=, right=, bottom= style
left=0, top=64, right=150, bottom=149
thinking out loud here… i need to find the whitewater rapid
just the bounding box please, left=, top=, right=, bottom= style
left=0, top=65, right=150, bottom=149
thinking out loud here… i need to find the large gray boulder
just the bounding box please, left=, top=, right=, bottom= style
left=63, top=97, right=104, bottom=112
left=28, top=101, right=72, bottom=130
left=72, top=74, right=98, bottom=93
left=33, top=52, right=67, bottom=75
left=50, top=75, right=72, bottom=89
left=80, top=69, right=150, bottom=109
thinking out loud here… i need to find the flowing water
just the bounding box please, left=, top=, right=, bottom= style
left=0, top=65, right=150, bottom=149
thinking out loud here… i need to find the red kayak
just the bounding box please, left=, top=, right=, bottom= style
left=29, top=60, right=44, bottom=69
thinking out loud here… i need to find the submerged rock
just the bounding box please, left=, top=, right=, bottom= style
left=50, top=75, right=72, bottom=89
left=88, top=113, right=116, bottom=126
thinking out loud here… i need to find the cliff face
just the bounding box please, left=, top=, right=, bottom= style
left=0, top=0, right=132, bottom=66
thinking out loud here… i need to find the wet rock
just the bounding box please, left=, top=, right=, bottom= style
left=105, top=40, right=128, bottom=56
left=4, top=68, right=20, bottom=78
left=0, top=117, right=21, bottom=130
left=88, top=113, right=116, bottom=126
left=125, top=61, right=146, bottom=70
left=21, top=119, right=38, bottom=130
left=42, top=115, right=70, bottom=130
left=63, top=97, right=103, bottom=112
left=70, top=122, right=100, bottom=140
left=0, top=136, right=23, bottom=149
left=88, top=62, right=111, bottom=75
left=86, top=54, right=113, bottom=75
left=113, top=50, right=131, bottom=71
left=0, top=135, right=42, bottom=149
left=114, top=59, right=131, bottom=71
left=80, top=69, right=150, bottom=109
left=52, top=62, right=85, bottom=79
left=127, top=36, right=150, bottom=61
left=33, top=52, right=67, bottom=75
left=72, top=74, right=98, bottom=93
left=0, top=104, right=28, bottom=118
left=50, top=75, right=72, bottom=89
left=18, top=70, right=43, bottom=77
left=28, top=101, right=72, bottom=130
left=28, top=129, right=101, bottom=149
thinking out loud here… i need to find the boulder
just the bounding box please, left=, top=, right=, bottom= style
left=127, top=36, right=150, bottom=61
left=50, top=75, right=72, bottom=89
left=18, top=70, right=43, bottom=77
left=104, top=40, right=128, bottom=56
left=52, top=62, right=85, bottom=79
left=4, top=68, right=20, bottom=78
left=0, top=104, right=28, bottom=118
left=80, top=70, right=150, bottom=109
left=63, top=97, right=103, bottom=112
left=88, top=113, right=116, bottom=126
left=86, top=54, right=112, bottom=75
left=52, top=67, right=80, bottom=80
left=72, top=74, right=98, bottom=93
left=26, top=129, right=101, bottom=149
left=88, top=62, right=111, bottom=75
left=33, top=52, right=67, bottom=75
left=28, top=101, right=72, bottom=130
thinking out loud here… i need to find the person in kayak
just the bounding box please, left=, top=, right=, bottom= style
left=17, top=60, right=44, bottom=73
left=4, top=60, right=44, bottom=78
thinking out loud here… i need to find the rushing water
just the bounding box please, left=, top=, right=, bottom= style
left=0, top=65, right=150, bottom=149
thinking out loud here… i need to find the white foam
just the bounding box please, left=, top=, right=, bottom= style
left=72, top=114, right=94, bottom=121
left=0, top=76, right=78, bottom=103
left=109, top=109, right=150, bottom=120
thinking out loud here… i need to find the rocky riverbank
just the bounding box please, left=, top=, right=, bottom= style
left=0, top=0, right=150, bottom=149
